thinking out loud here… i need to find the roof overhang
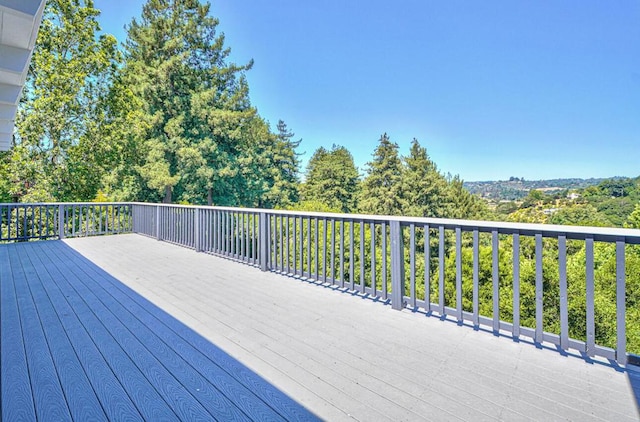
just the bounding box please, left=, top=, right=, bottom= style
left=0, top=0, right=47, bottom=151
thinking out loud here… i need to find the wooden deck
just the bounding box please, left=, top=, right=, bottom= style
left=2, top=234, right=639, bottom=421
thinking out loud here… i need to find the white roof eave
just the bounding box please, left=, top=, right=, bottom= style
left=0, top=0, right=47, bottom=151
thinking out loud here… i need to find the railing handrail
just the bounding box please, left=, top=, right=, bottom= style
left=4, top=201, right=635, bottom=365
left=129, top=202, right=640, bottom=244
left=0, top=201, right=133, bottom=206
left=131, top=202, right=640, bottom=365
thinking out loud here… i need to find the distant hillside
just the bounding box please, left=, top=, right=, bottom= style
left=464, top=177, right=612, bottom=201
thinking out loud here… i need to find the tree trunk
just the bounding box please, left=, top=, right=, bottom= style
left=207, top=187, right=213, bottom=206
left=163, top=185, right=172, bottom=203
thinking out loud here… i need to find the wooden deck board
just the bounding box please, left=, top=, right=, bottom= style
left=16, top=244, right=109, bottom=421
left=39, top=241, right=283, bottom=422
left=0, top=247, right=37, bottom=421
left=26, top=242, right=143, bottom=421
left=67, top=234, right=640, bottom=422
left=2, top=234, right=639, bottom=421
left=1, top=238, right=319, bottom=422
left=9, top=246, right=73, bottom=422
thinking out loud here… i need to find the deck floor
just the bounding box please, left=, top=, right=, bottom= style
left=2, top=234, right=640, bottom=421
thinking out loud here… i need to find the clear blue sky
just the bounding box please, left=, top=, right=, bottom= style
left=94, top=0, right=640, bottom=182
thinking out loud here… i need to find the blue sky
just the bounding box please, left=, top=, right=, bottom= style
left=94, top=0, right=640, bottom=182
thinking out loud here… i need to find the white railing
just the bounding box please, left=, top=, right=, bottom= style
left=131, top=202, right=640, bottom=366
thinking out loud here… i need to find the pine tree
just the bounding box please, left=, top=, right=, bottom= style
left=124, top=0, right=257, bottom=204
left=301, top=145, right=359, bottom=212
left=258, top=120, right=301, bottom=208
left=401, top=139, right=449, bottom=218
left=446, top=175, right=489, bottom=220
left=359, top=133, right=404, bottom=215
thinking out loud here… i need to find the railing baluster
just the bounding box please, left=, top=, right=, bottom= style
left=299, top=216, right=304, bottom=275
left=330, top=219, right=336, bottom=284
left=39, top=205, right=43, bottom=238
left=390, top=220, right=404, bottom=310
left=370, top=222, right=376, bottom=297
left=382, top=222, right=387, bottom=300
left=559, top=235, right=568, bottom=350
left=492, top=230, right=500, bottom=333
left=260, top=212, right=268, bottom=272
left=513, top=232, right=520, bottom=338
left=472, top=229, right=479, bottom=327
left=279, top=216, right=283, bottom=271
left=314, top=218, right=319, bottom=280
left=307, top=217, right=312, bottom=278
left=360, top=221, right=365, bottom=293
left=349, top=220, right=354, bottom=290
left=253, top=214, right=258, bottom=264
left=535, top=233, right=543, bottom=343
left=286, top=216, right=290, bottom=273
left=455, top=227, right=462, bottom=322
left=339, top=220, right=345, bottom=288
left=439, top=225, right=445, bottom=315
left=424, top=224, right=430, bottom=312
left=238, top=212, right=243, bottom=258
left=410, top=223, right=416, bottom=307
left=293, top=215, right=297, bottom=275
left=586, top=237, right=595, bottom=357
left=323, top=218, right=327, bottom=283
left=616, top=240, right=626, bottom=365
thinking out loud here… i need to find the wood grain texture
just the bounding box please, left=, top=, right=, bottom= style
left=8, top=246, right=72, bottom=422
left=2, top=234, right=639, bottom=422
left=39, top=242, right=241, bottom=421
left=31, top=243, right=181, bottom=422
left=25, top=243, right=143, bottom=421
left=16, top=247, right=108, bottom=422
left=47, top=239, right=315, bottom=422
left=64, top=234, right=640, bottom=422
left=0, top=247, right=36, bottom=421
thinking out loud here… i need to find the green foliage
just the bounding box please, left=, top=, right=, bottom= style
left=626, top=204, right=640, bottom=229
left=124, top=0, right=252, bottom=203
left=401, top=139, right=449, bottom=218
left=258, top=120, right=301, bottom=208
left=549, top=204, right=611, bottom=227
left=3, top=0, right=120, bottom=202
left=446, top=175, right=490, bottom=220
left=119, top=0, right=301, bottom=206
left=301, top=145, right=359, bottom=212
left=359, top=133, right=404, bottom=215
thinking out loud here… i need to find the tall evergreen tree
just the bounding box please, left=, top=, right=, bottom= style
left=301, top=145, right=359, bottom=212
left=124, top=0, right=257, bottom=204
left=359, top=133, right=404, bottom=215
left=401, top=139, right=449, bottom=218
left=3, top=0, right=120, bottom=202
left=258, top=120, right=301, bottom=208
left=446, top=175, right=489, bottom=220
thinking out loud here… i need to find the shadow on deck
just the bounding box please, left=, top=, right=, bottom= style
left=5, top=234, right=640, bottom=421
left=1, top=240, right=319, bottom=421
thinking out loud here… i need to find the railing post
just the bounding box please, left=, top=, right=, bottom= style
left=390, top=220, right=405, bottom=311
left=259, top=212, right=269, bottom=272
left=156, top=205, right=162, bottom=241
left=58, top=204, right=65, bottom=239
left=194, top=208, right=201, bottom=252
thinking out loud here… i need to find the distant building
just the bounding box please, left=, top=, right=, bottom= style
left=567, top=192, right=580, bottom=200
